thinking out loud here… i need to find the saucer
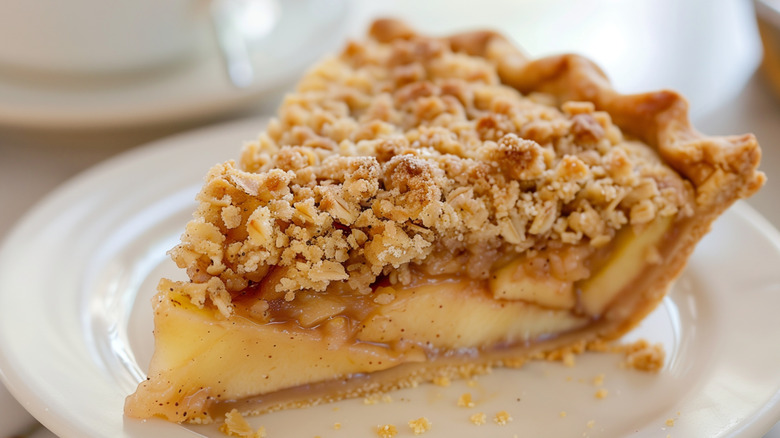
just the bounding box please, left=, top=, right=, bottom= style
left=0, top=0, right=351, bottom=131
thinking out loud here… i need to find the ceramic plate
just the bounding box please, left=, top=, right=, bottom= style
left=1, top=118, right=780, bottom=437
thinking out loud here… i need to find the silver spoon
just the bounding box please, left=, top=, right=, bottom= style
left=210, top=0, right=280, bottom=88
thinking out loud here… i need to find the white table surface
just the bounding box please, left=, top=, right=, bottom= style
left=1, top=0, right=779, bottom=436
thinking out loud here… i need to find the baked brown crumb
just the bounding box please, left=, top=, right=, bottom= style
left=408, top=417, right=432, bottom=435
left=583, top=339, right=666, bottom=371
left=457, top=393, right=475, bottom=408
left=376, top=424, right=398, bottom=438
left=594, top=388, right=609, bottom=399
left=665, top=418, right=675, bottom=427
left=469, top=412, right=487, bottom=425
left=493, top=410, right=513, bottom=425
left=531, top=340, right=587, bottom=366
left=219, top=409, right=266, bottom=438
left=333, top=422, right=342, bottom=430
left=621, top=340, right=665, bottom=372
left=164, top=23, right=694, bottom=307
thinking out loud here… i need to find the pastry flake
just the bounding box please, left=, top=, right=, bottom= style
left=125, top=19, right=764, bottom=424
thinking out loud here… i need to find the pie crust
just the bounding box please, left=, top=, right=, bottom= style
left=124, top=19, right=764, bottom=424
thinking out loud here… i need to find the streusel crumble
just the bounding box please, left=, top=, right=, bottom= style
left=168, top=31, right=693, bottom=309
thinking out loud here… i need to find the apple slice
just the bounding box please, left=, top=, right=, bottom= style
left=124, top=289, right=419, bottom=423
left=578, top=216, right=673, bottom=316
left=489, top=258, right=576, bottom=309
left=357, top=279, right=588, bottom=350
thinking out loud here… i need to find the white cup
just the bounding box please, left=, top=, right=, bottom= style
left=0, top=0, right=211, bottom=77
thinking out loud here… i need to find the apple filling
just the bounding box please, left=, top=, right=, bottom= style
left=125, top=215, right=673, bottom=423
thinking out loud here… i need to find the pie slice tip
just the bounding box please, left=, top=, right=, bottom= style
left=124, top=18, right=764, bottom=425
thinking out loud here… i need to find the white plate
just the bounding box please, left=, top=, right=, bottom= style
left=0, top=1, right=349, bottom=131
left=1, top=118, right=780, bottom=437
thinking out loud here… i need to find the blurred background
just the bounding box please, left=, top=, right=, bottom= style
left=0, top=0, right=778, bottom=436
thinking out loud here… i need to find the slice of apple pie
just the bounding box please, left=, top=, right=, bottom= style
left=125, top=19, right=764, bottom=423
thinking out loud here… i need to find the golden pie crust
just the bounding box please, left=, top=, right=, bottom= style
left=124, top=19, right=764, bottom=424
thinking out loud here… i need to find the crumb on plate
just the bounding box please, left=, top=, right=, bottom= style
left=457, top=393, right=475, bottom=408
left=469, top=412, right=486, bottom=425
left=494, top=411, right=512, bottom=425
left=219, top=409, right=266, bottom=438
left=376, top=424, right=398, bottom=438
left=408, top=417, right=432, bottom=435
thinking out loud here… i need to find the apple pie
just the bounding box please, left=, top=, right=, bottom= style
left=125, top=19, right=764, bottom=424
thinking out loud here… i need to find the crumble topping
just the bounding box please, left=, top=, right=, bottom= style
left=165, top=27, right=694, bottom=308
